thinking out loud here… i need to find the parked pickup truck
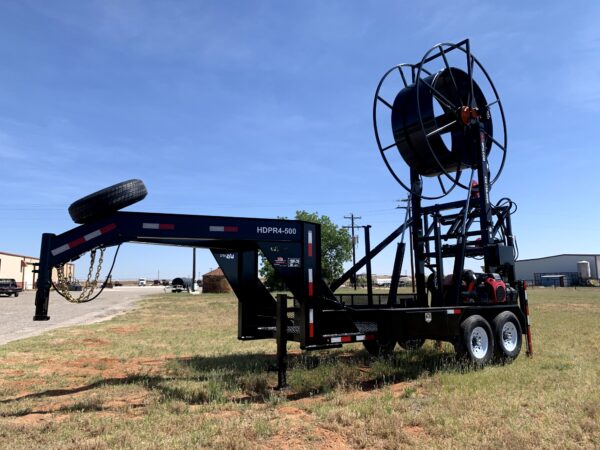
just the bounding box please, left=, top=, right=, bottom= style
left=0, top=279, right=22, bottom=297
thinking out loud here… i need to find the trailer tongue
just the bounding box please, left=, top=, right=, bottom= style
left=33, top=40, right=532, bottom=387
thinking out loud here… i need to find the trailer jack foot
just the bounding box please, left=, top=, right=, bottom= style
left=33, top=315, right=50, bottom=321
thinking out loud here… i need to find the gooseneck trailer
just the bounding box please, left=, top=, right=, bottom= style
left=33, top=40, right=532, bottom=387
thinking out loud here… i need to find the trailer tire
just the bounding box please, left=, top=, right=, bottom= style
left=455, top=315, right=494, bottom=366
left=492, top=311, right=522, bottom=362
left=363, top=338, right=396, bottom=357
left=398, top=338, right=425, bottom=351
left=68, top=179, right=148, bottom=224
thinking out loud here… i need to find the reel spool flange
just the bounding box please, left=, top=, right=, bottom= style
left=373, top=40, right=507, bottom=199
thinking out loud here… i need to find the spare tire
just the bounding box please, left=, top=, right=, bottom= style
left=68, top=179, right=147, bottom=224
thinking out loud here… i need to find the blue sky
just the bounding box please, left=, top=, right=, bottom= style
left=1, top=1, right=599, bottom=281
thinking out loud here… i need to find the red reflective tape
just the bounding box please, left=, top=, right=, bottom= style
left=159, top=223, right=175, bottom=230
left=100, top=223, right=117, bottom=234
left=224, top=226, right=238, bottom=232
left=309, top=323, right=314, bottom=338
left=68, top=237, right=86, bottom=249
left=341, top=336, right=352, bottom=343
left=454, top=308, right=462, bottom=315
left=523, top=281, right=528, bottom=290
left=308, top=283, right=313, bottom=297
left=365, top=334, right=376, bottom=340
left=308, top=243, right=313, bottom=257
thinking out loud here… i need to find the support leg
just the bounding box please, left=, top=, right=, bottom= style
left=275, top=294, right=288, bottom=390
left=34, top=233, right=53, bottom=321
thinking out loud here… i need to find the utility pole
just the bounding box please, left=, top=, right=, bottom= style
left=192, top=248, right=196, bottom=292
left=344, top=213, right=361, bottom=290
left=362, top=225, right=373, bottom=304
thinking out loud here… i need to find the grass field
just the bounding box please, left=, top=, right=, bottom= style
left=1, top=287, right=599, bottom=449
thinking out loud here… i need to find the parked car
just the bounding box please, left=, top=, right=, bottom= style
left=0, top=278, right=22, bottom=297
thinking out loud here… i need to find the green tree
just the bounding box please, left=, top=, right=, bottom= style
left=260, top=211, right=352, bottom=290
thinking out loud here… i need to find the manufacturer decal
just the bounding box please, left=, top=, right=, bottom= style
left=288, top=258, right=300, bottom=268
left=273, top=256, right=287, bottom=266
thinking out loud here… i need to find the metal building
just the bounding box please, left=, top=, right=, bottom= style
left=0, top=251, right=74, bottom=289
left=515, top=254, right=600, bottom=286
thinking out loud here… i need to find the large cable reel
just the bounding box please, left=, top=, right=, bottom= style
left=373, top=40, right=507, bottom=199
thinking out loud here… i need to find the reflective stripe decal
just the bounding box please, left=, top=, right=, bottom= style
left=51, top=244, right=70, bottom=256
left=209, top=225, right=238, bottom=232
left=143, top=223, right=175, bottom=230
left=329, top=334, right=375, bottom=344
left=51, top=223, right=117, bottom=256
left=308, top=268, right=314, bottom=297
left=446, top=309, right=462, bottom=315
left=307, top=230, right=313, bottom=257
left=330, top=336, right=352, bottom=343
left=309, top=308, right=314, bottom=338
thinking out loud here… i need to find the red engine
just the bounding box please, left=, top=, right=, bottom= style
left=461, top=271, right=511, bottom=303
left=481, top=273, right=507, bottom=303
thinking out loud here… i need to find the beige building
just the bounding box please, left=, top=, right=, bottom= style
left=0, top=251, right=75, bottom=290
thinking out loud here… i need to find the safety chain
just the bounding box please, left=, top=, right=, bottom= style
left=55, top=247, right=105, bottom=303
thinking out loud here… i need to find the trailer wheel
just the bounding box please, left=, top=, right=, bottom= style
left=363, top=338, right=396, bottom=357
left=492, top=311, right=522, bottom=362
left=398, top=338, right=425, bottom=351
left=455, top=315, right=494, bottom=366
left=68, top=179, right=148, bottom=224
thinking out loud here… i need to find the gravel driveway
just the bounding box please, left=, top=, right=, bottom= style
left=0, top=286, right=165, bottom=345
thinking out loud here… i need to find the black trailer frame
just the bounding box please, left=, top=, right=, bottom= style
left=33, top=209, right=531, bottom=387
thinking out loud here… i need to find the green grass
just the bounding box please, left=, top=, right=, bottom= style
left=0, top=287, right=599, bottom=449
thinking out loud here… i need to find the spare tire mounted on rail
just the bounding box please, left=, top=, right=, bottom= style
left=68, top=179, right=148, bottom=224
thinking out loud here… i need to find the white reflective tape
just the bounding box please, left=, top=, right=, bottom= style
left=447, top=309, right=455, bottom=315
left=209, top=226, right=224, bottom=232
left=51, top=244, right=70, bottom=256
left=355, top=335, right=366, bottom=341
left=84, top=229, right=102, bottom=241
left=308, top=231, right=313, bottom=244
left=309, top=308, right=314, bottom=324
left=330, top=337, right=342, bottom=343
left=143, top=223, right=159, bottom=229
left=308, top=268, right=313, bottom=283
left=527, top=317, right=531, bottom=325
